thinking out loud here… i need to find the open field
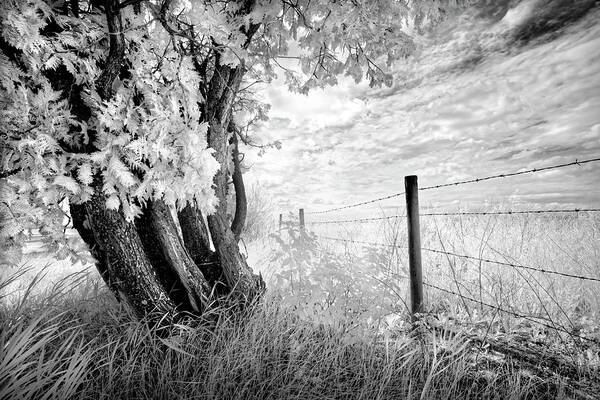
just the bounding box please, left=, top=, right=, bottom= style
left=2, top=211, right=598, bottom=399
left=297, top=211, right=600, bottom=329
left=0, top=268, right=598, bottom=400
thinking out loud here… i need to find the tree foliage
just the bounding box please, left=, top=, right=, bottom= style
left=0, top=0, right=465, bottom=316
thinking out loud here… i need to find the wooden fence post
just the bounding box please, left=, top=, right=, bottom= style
left=405, top=175, right=424, bottom=320
left=298, top=208, right=305, bottom=230
left=279, top=213, right=283, bottom=232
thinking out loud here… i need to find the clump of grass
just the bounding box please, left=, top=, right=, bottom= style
left=2, top=266, right=597, bottom=400
left=0, top=313, right=93, bottom=400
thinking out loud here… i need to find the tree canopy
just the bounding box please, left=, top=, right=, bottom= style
left=0, top=0, right=468, bottom=317
left=0, top=0, right=456, bottom=255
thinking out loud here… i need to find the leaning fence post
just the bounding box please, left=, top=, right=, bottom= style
left=405, top=175, right=424, bottom=320
left=298, top=208, right=305, bottom=231
left=298, top=208, right=306, bottom=248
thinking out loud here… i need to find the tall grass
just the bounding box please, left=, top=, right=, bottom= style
left=2, top=211, right=599, bottom=399
left=306, top=211, right=600, bottom=334
left=1, top=267, right=593, bottom=400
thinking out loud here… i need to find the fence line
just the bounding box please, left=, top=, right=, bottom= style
left=309, top=208, right=600, bottom=225
left=423, top=281, right=596, bottom=343
left=419, top=208, right=600, bottom=217
left=316, top=234, right=598, bottom=341
left=316, top=234, right=600, bottom=283
left=283, top=156, right=600, bottom=330
left=420, top=247, right=600, bottom=282
left=420, top=157, right=600, bottom=191
left=305, top=157, right=600, bottom=215
left=309, top=215, right=406, bottom=225
left=306, top=192, right=405, bottom=215
left=316, top=235, right=407, bottom=248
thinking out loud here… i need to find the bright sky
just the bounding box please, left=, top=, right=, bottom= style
left=245, top=2, right=600, bottom=220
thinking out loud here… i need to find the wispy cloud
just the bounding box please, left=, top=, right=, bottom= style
left=246, top=5, right=600, bottom=218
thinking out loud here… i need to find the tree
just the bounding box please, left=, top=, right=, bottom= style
left=0, top=0, right=455, bottom=320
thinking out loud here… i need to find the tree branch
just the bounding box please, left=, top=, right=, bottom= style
left=230, top=124, right=246, bottom=242
left=96, top=0, right=126, bottom=100
left=119, top=0, right=144, bottom=9
left=0, top=168, right=20, bottom=180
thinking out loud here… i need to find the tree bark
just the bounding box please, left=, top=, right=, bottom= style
left=96, top=0, right=125, bottom=100
left=230, top=129, right=247, bottom=242
left=144, top=199, right=211, bottom=312
left=69, top=202, right=118, bottom=299
left=81, top=180, right=178, bottom=318
left=203, top=62, right=262, bottom=300
left=177, top=204, right=222, bottom=284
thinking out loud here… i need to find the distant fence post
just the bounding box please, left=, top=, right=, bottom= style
left=279, top=213, right=283, bottom=232
left=405, top=175, right=424, bottom=321
left=298, top=208, right=305, bottom=231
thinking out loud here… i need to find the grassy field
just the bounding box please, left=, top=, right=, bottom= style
left=289, top=211, right=600, bottom=330
left=1, top=212, right=599, bottom=399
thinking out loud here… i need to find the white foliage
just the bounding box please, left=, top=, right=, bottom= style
left=107, top=155, right=137, bottom=188
left=53, top=175, right=81, bottom=195
left=77, top=163, right=94, bottom=185
left=105, top=195, right=121, bottom=211
left=0, top=0, right=446, bottom=255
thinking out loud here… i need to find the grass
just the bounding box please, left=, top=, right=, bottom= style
left=1, top=212, right=599, bottom=399
left=0, top=265, right=598, bottom=400
left=305, top=211, right=600, bottom=331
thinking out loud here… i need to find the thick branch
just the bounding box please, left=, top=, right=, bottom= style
left=97, top=0, right=126, bottom=100
left=177, top=204, right=221, bottom=284
left=230, top=126, right=246, bottom=242
left=144, top=200, right=211, bottom=312
left=69, top=202, right=119, bottom=299
left=83, top=177, right=177, bottom=317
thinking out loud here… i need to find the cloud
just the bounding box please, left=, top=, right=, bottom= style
left=245, top=6, right=600, bottom=218
left=264, top=75, right=367, bottom=132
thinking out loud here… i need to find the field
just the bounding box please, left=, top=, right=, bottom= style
left=1, top=211, right=599, bottom=399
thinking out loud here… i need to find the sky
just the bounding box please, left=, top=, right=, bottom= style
left=244, top=1, right=600, bottom=221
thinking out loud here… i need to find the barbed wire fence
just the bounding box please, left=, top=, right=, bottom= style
left=277, top=157, right=600, bottom=341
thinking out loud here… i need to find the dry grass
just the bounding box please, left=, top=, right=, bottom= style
left=2, top=267, right=595, bottom=400
left=1, top=212, right=599, bottom=399
left=306, top=211, right=600, bottom=332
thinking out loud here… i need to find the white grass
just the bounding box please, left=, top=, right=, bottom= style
left=1, top=212, right=599, bottom=399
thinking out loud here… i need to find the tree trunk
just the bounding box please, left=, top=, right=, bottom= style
left=69, top=202, right=118, bottom=299
left=202, top=62, right=263, bottom=300
left=177, top=204, right=221, bottom=284
left=59, top=0, right=263, bottom=322
left=77, top=180, right=178, bottom=318
left=230, top=129, right=247, bottom=242
left=136, top=200, right=212, bottom=313
left=144, top=199, right=211, bottom=312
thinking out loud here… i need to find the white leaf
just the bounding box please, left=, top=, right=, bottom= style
left=105, top=195, right=120, bottom=210
left=108, top=155, right=137, bottom=188
left=77, top=163, right=93, bottom=185
left=53, top=175, right=80, bottom=194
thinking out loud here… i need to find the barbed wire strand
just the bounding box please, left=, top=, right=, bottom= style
left=420, top=208, right=600, bottom=217
left=305, top=157, right=600, bottom=215
left=423, top=281, right=596, bottom=343
left=310, top=214, right=407, bottom=225
left=316, top=235, right=407, bottom=248
left=421, top=247, right=600, bottom=282
left=309, top=208, right=600, bottom=225
left=316, top=235, right=600, bottom=282
left=306, top=192, right=405, bottom=215
left=420, top=157, right=600, bottom=191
